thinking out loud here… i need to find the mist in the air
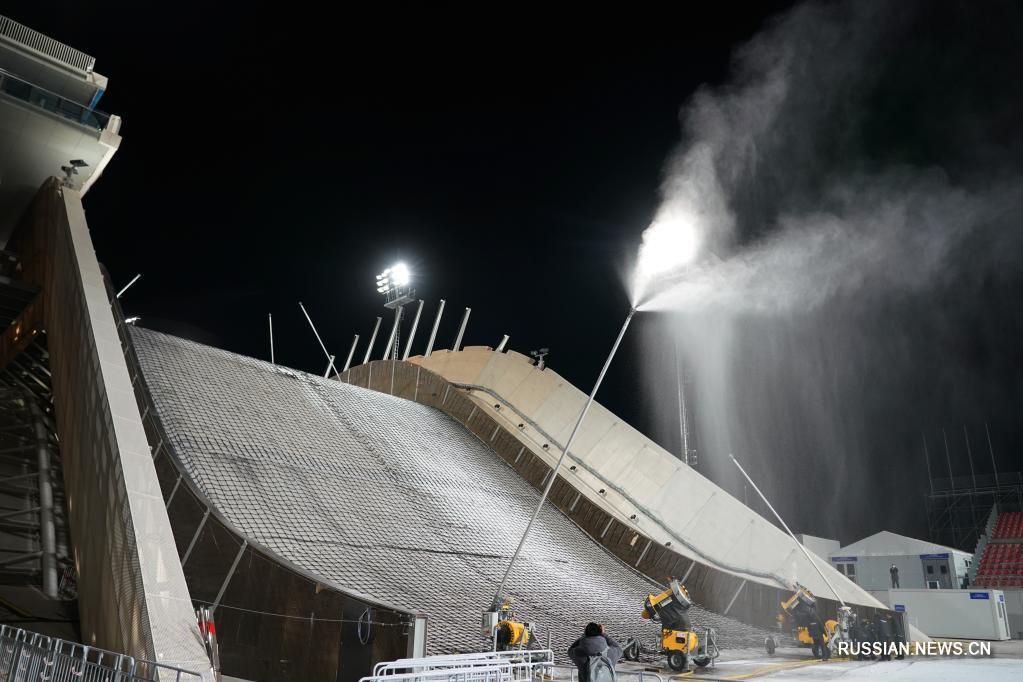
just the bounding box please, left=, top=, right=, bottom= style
left=632, top=0, right=1023, bottom=546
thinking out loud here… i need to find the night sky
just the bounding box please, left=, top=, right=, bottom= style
left=8, top=2, right=1021, bottom=548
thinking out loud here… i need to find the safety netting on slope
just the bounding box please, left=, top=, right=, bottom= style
left=130, top=328, right=771, bottom=656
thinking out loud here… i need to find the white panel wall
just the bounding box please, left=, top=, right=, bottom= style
left=889, top=589, right=1011, bottom=640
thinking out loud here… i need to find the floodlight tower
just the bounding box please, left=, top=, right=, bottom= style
left=376, top=263, right=416, bottom=360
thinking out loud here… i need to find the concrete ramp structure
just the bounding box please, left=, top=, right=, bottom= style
left=340, top=348, right=890, bottom=629
left=124, top=328, right=775, bottom=677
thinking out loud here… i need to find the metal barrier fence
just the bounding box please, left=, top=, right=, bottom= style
left=374, top=650, right=554, bottom=676
left=550, top=664, right=666, bottom=682
left=365, top=651, right=671, bottom=682
left=364, top=650, right=553, bottom=682
left=0, top=625, right=205, bottom=682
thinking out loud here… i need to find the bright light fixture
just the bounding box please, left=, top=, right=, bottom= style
left=391, top=262, right=410, bottom=286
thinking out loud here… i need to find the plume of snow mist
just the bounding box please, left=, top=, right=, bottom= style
left=640, top=174, right=1022, bottom=314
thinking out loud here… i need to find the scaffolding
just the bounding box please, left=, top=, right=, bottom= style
left=926, top=471, right=1023, bottom=553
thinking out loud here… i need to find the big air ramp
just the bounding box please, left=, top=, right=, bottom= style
left=127, top=328, right=771, bottom=660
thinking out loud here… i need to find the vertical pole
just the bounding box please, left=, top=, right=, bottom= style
left=985, top=423, right=1000, bottom=491
left=298, top=302, right=337, bottom=377
left=452, top=307, right=471, bottom=352
left=323, top=355, right=335, bottom=378
left=268, top=313, right=275, bottom=365
left=942, top=428, right=956, bottom=492
left=27, top=397, right=57, bottom=598
left=922, top=433, right=934, bottom=496
left=492, top=308, right=635, bottom=606
left=343, top=334, right=359, bottom=372
left=963, top=426, right=978, bottom=538
left=424, top=299, right=446, bottom=357
left=963, top=426, right=978, bottom=490
left=382, top=306, right=402, bottom=361
left=363, top=317, right=382, bottom=365
left=675, top=338, right=690, bottom=465
left=942, top=428, right=957, bottom=549
left=402, top=300, right=425, bottom=360
left=729, top=453, right=845, bottom=606
left=495, top=335, right=509, bottom=353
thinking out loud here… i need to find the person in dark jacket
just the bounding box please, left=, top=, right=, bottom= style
left=807, top=619, right=829, bottom=660
left=849, top=616, right=864, bottom=660
left=877, top=615, right=893, bottom=661
left=863, top=618, right=878, bottom=660
left=890, top=564, right=900, bottom=588
left=568, top=623, right=623, bottom=682
left=892, top=615, right=906, bottom=660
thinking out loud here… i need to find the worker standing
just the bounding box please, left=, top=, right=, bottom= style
left=807, top=618, right=828, bottom=661
left=863, top=617, right=878, bottom=660
left=878, top=615, right=893, bottom=661
left=889, top=564, right=899, bottom=589
left=849, top=615, right=864, bottom=660
left=568, top=623, right=623, bottom=682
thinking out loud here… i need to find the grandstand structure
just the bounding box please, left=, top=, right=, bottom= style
left=926, top=467, right=1023, bottom=555
left=974, top=510, right=1023, bottom=589
left=970, top=508, right=1023, bottom=637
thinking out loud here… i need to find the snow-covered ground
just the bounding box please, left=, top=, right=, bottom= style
left=609, top=641, right=1023, bottom=680
left=758, top=657, right=1022, bottom=681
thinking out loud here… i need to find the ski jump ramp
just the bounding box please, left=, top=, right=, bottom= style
left=128, top=329, right=773, bottom=657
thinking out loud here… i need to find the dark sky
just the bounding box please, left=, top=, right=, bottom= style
left=6, top=2, right=787, bottom=368
left=8, top=2, right=1021, bottom=548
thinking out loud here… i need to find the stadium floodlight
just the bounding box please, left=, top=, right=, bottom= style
left=375, top=262, right=416, bottom=310
left=376, top=262, right=418, bottom=361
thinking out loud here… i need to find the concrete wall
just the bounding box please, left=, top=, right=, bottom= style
left=406, top=347, right=884, bottom=613
left=8, top=180, right=211, bottom=675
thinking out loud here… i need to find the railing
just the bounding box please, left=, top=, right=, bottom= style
left=0, top=15, right=96, bottom=74
left=932, top=472, right=1023, bottom=494
left=551, top=664, right=666, bottom=682
left=0, top=625, right=206, bottom=682
left=0, top=67, right=111, bottom=131
left=374, top=650, right=554, bottom=676
left=364, top=650, right=553, bottom=682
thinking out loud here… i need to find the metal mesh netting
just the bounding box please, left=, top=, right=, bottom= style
left=129, top=328, right=770, bottom=656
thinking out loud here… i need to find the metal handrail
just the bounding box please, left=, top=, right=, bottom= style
left=0, top=624, right=206, bottom=681
left=363, top=664, right=541, bottom=682
left=365, top=651, right=554, bottom=682
left=376, top=650, right=553, bottom=675
left=0, top=66, right=111, bottom=131
left=376, top=659, right=536, bottom=676
left=0, top=15, right=96, bottom=73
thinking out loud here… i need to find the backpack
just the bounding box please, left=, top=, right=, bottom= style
left=586, top=646, right=616, bottom=682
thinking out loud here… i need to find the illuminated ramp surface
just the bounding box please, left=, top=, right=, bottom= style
left=130, top=328, right=768, bottom=654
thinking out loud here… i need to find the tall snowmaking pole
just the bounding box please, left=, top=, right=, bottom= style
left=491, top=307, right=636, bottom=609
left=729, top=453, right=845, bottom=607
